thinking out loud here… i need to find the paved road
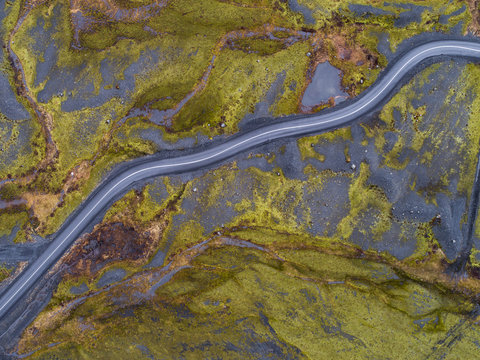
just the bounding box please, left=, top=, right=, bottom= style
left=1, top=40, right=480, bottom=320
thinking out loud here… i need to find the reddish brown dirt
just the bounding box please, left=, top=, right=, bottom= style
left=299, top=29, right=379, bottom=113
left=60, top=186, right=182, bottom=278
left=62, top=222, right=155, bottom=277
left=467, top=0, right=480, bottom=35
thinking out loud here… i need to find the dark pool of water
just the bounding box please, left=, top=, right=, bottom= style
left=301, top=61, right=347, bottom=109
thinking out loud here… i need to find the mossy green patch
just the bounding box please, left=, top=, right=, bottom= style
left=336, top=163, right=391, bottom=241
left=0, top=209, right=29, bottom=243
left=170, top=40, right=310, bottom=135
left=78, top=22, right=155, bottom=50
left=456, top=64, right=480, bottom=200
left=229, top=37, right=287, bottom=56
left=297, top=127, right=351, bottom=161
left=0, top=262, right=11, bottom=282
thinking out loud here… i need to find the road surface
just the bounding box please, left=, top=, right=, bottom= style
left=1, top=40, right=480, bottom=320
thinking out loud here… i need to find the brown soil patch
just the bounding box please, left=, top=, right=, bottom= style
left=309, top=28, right=379, bottom=77
left=467, top=0, right=480, bottom=35
left=23, top=192, right=60, bottom=224
left=328, top=32, right=378, bottom=67
left=299, top=25, right=381, bottom=113
left=62, top=160, right=91, bottom=194
left=62, top=222, right=160, bottom=277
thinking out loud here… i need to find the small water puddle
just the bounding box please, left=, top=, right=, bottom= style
left=301, top=61, right=348, bottom=110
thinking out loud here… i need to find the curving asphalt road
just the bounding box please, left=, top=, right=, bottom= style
left=1, top=40, right=480, bottom=320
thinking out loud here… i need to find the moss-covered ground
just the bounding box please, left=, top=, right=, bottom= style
left=0, top=0, right=471, bottom=245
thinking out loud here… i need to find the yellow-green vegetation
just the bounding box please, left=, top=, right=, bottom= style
left=102, top=189, right=137, bottom=222
left=231, top=37, right=287, bottom=56
left=0, top=180, right=24, bottom=200
left=297, top=127, right=351, bottom=161
left=337, top=163, right=392, bottom=240
left=0, top=263, right=11, bottom=282
left=171, top=41, right=311, bottom=133
left=103, top=177, right=183, bottom=225
left=0, top=210, right=29, bottom=243
left=47, top=261, right=139, bottom=309
left=469, top=247, right=480, bottom=268
left=79, top=22, right=155, bottom=51
left=456, top=64, right=480, bottom=198
left=0, top=116, right=44, bottom=180
left=1, top=0, right=22, bottom=39
left=18, top=244, right=480, bottom=359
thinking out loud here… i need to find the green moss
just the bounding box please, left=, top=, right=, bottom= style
left=469, top=247, right=480, bottom=267
left=1, top=0, right=22, bottom=38
left=102, top=189, right=137, bottom=222
left=0, top=181, right=24, bottom=200
left=114, top=0, right=155, bottom=8
left=79, top=22, right=154, bottom=50
left=0, top=263, right=11, bottom=283
left=228, top=167, right=306, bottom=231
left=47, top=261, right=139, bottom=310
left=166, top=220, right=205, bottom=258
left=230, top=37, right=286, bottom=56
left=0, top=210, right=29, bottom=242
left=404, top=222, right=442, bottom=264
left=297, top=127, right=351, bottom=161
left=336, top=163, right=392, bottom=241
left=132, top=179, right=183, bottom=224
left=457, top=65, right=480, bottom=201
left=20, top=244, right=477, bottom=359
left=47, top=275, right=92, bottom=309
left=170, top=40, right=310, bottom=135
left=0, top=92, right=45, bottom=180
